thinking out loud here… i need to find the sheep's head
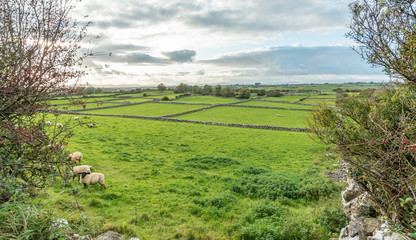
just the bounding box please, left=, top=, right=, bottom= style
left=81, top=172, right=90, bottom=178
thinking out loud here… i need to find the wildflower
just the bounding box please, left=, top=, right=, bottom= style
left=411, top=219, right=415, bottom=222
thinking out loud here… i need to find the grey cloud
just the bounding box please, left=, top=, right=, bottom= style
left=162, top=50, right=196, bottom=63
left=196, top=70, right=205, bottom=75
left=97, top=49, right=196, bottom=65
left=80, top=0, right=348, bottom=37
left=200, top=46, right=383, bottom=75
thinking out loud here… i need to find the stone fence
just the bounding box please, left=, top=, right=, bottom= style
left=58, top=110, right=310, bottom=132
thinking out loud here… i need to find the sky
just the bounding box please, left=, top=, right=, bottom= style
left=74, top=0, right=389, bottom=87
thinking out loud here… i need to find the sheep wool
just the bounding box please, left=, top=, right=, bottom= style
left=45, top=121, right=52, bottom=126
left=72, top=165, right=93, bottom=180
left=56, top=123, right=63, bottom=128
left=69, top=152, right=83, bottom=163
left=74, top=117, right=79, bottom=120
left=80, top=173, right=106, bottom=189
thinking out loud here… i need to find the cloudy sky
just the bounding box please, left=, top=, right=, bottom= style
left=74, top=0, right=388, bottom=87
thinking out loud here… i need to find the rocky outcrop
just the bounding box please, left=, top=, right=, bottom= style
left=339, top=177, right=402, bottom=240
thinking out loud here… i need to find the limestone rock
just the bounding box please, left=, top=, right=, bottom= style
left=362, top=218, right=379, bottom=236
left=94, top=231, right=125, bottom=240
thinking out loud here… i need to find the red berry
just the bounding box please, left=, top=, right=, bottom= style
left=365, top=139, right=368, bottom=142
left=383, top=139, right=386, bottom=144
left=404, top=140, right=408, bottom=144
left=357, top=140, right=360, bottom=144
left=382, top=122, right=385, bottom=125
left=402, top=186, right=406, bottom=190
left=373, top=141, right=376, bottom=144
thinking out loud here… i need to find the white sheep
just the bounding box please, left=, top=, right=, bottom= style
left=68, top=152, right=83, bottom=163
left=79, top=172, right=106, bottom=189
left=72, top=165, right=93, bottom=180
left=74, top=117, right=79, bottom=120
left=45, top=121, right=52, bottom=126
left=56, top=123, right=63, bottom=128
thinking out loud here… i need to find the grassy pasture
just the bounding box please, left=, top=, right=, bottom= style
left=110, top=98, right=153, bottom=103
left=117, top=91, right=174, bottom=98
left=235, top=100, right=318, bottom=110
left=47, top=97, right=120, bottom=105
left=56, top=102, right=124, bottom=110
left=172, top=96, right=242, bottom=104
left=45, top=115, right=343, bottom=239
left=173, top=106, right=311, bottom=128
left=302, top=98, right=336, bottom=107
left=262, top=95, right=307, bottom=102
left=83, top=102, right=208, bottom=117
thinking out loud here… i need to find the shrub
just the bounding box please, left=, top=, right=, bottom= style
left=237, top=201, right=287, bottom=240
left=162, top=96, right=169, bottom=101
left=0, top=201, right=68, bottom=239
left=231, top=168, right=302, bottom=200
left=316, top=207, right=348, bottom=233
left=300, top=175, right=339, bottom=200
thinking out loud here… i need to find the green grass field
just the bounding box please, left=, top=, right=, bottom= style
left=45, top=115, right=342, bottom=239
left=172, top=96, right=242, bottom=104
left=262, top=95, right=308, bottom=102
left=56, top=102, right=124, bottom=110
left=36, top=89, right=353, bottom=239
left=84, top=103, right=208, bottom=117
left=173, top=106, right=311, bottom=128
left=235, top=100, right=318, bottom=110
left=110, top=98, right=153, bottom=103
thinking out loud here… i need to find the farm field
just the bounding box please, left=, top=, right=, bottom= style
left=235, top=100, right=317, bottom=110
left=173, top=106, right=311, bottom=128
left=46, top=114, right=342, bottom=239
left=262, top=95, right=308, bottom=102
left=39, top=89, right=354, bottom=239
left=56, top=102, right=124, bottom=111
left=172, top=96, right=242, bottom=104
left=84, top=102, right=209, bottom=117
left=110, top=98, right=153, bottom=103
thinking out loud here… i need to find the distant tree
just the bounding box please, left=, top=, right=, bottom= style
left=157, top=83, right=167, bottom=91
left=237, top=88, right=251, bottom=99
left=257, top=89, right=267, bottom=96
left=214, top=85, right=222, bottom=96
left=202, top=85, right=213, bottom=95
left=0, top=0, right=89, bottom=202
left=192, top=85, right=202, bottom=94
left=266, top=90, right=282, bottom=97
left=221, top=86, right=235, bottom=97
left=347, top=0, right=416, bottom=84
left=174, top=83, right=190, bottom=93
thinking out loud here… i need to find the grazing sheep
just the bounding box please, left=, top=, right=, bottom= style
left=56, top=123, right=63, bottom=128
left=74, top=117, right=79, bottom=120
left=68, top=152, right=83, bottom=163
left=80, top=172, right=106, bottom=189
left=88, top=122, right=95, bottom=128
left=45, top=121, right=52, bottom=126
left=72, top=165, right=93, bottom=180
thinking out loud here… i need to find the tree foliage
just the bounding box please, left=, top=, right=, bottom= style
left=309, top=86, right=416, bottom=233
left=221, top=86, right=235, bottom=97
left=347, top=0, right=416, bottom=83
left=0, top=0, right=88, bottom=203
